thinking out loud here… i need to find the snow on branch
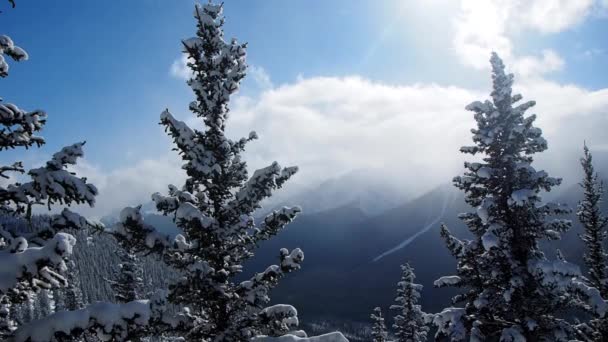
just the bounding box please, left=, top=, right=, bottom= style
left=0, top=232, right=75, bottom=294
left=239, top=249, right=304, bottom=308
left=0, top=35, right=27, bottom=78
left=0, top=100, right=46, bottom=150
left=229, top=162, right=298, bottom=216
left=111, top=205, right=177, bottom=256
left=10, top=142, right=98, bottom=213
left=252, top=332, right=349, bottom=342
left=257, top=304, right=299, bottom=337
left=430, top=307, right=467, bottom=341
left=50, top=208, right=104, bottom=232
left=254, top=207, right=301, bottom=242
left=10, top=291, right=193, bottom=342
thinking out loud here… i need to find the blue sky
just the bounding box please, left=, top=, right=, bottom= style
left=2, top=0, right=608, bottom=216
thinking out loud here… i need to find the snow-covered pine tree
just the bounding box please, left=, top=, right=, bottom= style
left=105, top=3, right=303, bottom=341
left=108, top=249, right=144, bottom=303
left=391, top=263, right=428, bottom=342
left=576, top=143, right=608, bottom=340
left=578, top=143, right=608, bottom=296
left=0, top=31, right=100, bottom=338
left=370, top=307, right=387, bottom=342
left=433, top=52, right=607, bottom=341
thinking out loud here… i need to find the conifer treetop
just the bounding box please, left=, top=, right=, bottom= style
left=104, top=3, right=305, bottom=341
left=435, top=52, right=605, bottom=341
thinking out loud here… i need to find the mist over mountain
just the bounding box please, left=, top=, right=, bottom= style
left=241, top=161, right=608, bottom=327
left=95, top=158, right=608, bottom=329
left=260, top=168, right=413, bottom=217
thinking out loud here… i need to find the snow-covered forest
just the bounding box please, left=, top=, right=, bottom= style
left=3, top=0, right=608, bottom=341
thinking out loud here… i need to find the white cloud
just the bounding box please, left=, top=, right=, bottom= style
left=248, top=65, right=274, bottom=90
left=452, top=0, right=599, bottom=76
left=169, top=54, right=192, bottom=80
left=72, top=70, right=608, bottom=218
left=80, top=1, right=608, bottom=218
left=520, top=0, right=594, bottom=33
left=511, top=49, right=565, bottom=77
left=225, top=74, right=608, bottom=195
left=70, top=153, right=185, bottom=219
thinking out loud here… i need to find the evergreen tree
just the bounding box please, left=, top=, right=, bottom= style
left=391, top=263, right=428, bottom=342
left=577, top=143, right=608, bottom=340
left=578, top=143, right=608, bottom=296
left=109, top=3, right=303, bottom=341
left=0, top=30, right=98, bottom=339
left=434, top=52, right=606, bottom=341
left=370, top=307, right=387, bottom=342
left=108, top=249, right=144, bottom=303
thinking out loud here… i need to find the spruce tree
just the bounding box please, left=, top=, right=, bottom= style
left=578, top=143, right=608, bottom=296
left=577, top=143, right=608, bottom=340
left=391, top=263, right=428, bottom=342
left=110, top=3, right=303, bottom=341
left=370, top=307, right=387, bottom=342
left=0, top=31, right=98, bottom=339
left=434, top=52, right=606, bottom=341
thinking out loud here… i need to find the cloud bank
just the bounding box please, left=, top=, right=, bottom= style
left=74, top=0, right=608, bottom=218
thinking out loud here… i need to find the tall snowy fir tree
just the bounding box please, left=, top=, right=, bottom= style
left=370, top=307, right=387, bottom=342
left=0, top=29, right=101, bottom=339
left=577, top=143, right=608, bottom=340
left=101, top=3, right=306, bottom=341
left=391, top=263, right=428, bottom=342
left=578, top=144, right=608, bottom=297
left=433, top=52, right=607, bottom=341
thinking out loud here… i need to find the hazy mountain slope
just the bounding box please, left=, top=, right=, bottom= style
left=247, top=184, right=468, bottom=323
left=262, top=168, right=412, bottom=217
left=252, top=176, right=608, bottom=324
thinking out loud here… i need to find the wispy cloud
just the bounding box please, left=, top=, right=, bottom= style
left=169, top=54, right=192, bottom=80
left=248, top=65, right=274, bottom=90
left=452, top=0, right=599, bottom=76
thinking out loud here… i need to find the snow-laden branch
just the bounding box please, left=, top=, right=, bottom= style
left=252, top=332, right=349, bottom=342
left=0, top=233, right=75, bottom=293
left=228, top=162, right=298, bottom=216
left=0, top=35, right=28, bottom=78
left=3, top=143, right=98, bottom=217
left=0, top=100, right=45, bottom=150
left=9, top=291, right=193, bottom=342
